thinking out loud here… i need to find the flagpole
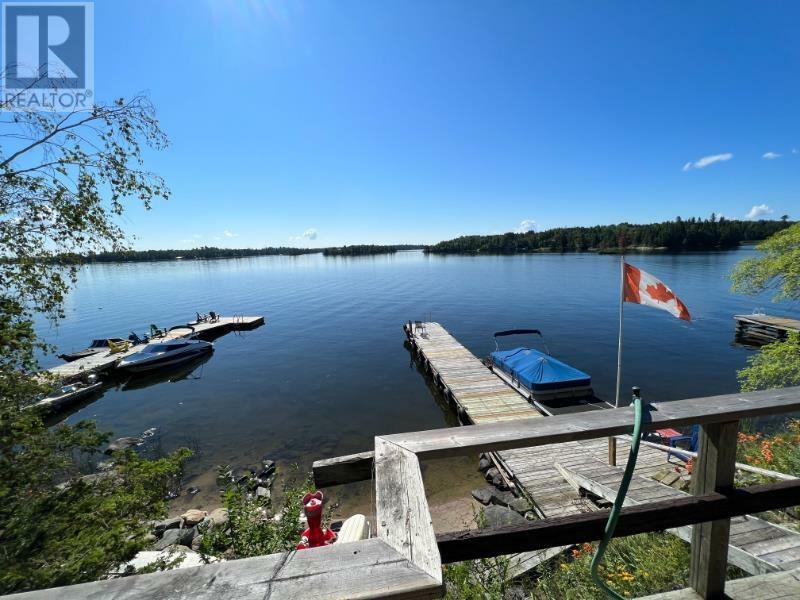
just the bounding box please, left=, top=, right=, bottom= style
left=615, top=254, right=625, bottom=409
left=609, top=253, right=625, bottom=466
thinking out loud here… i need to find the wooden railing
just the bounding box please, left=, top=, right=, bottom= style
left=10, top=387, right=800, bottom=600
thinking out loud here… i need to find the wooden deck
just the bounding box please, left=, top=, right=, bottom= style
left=640, top=566, right=800, bottom=599
left=46, top=315, right=264, bottom=381
left=559, top=458, right=800, bottom=574
left=735, top=313, right=800, bottom=344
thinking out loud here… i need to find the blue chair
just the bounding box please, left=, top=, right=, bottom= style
left=667, top=425, right=699, bottom=463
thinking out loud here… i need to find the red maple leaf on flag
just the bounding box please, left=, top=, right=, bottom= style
left=645, top=282, right=675, bottom=303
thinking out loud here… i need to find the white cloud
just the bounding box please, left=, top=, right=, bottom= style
left=302, top=228, right=318, bottom=240
left=213, top=236, right=222, bottom=242
left=762, top=151, right=781, bottom=160
left=793, top=148, right=798, bottom=155
left=223, top=229, right=239, bottom=238
left=682, top=153, right=733, bottom=171
left=514, top=219, right=537, bottom=234
left=745, top=204, right=773, bottom=220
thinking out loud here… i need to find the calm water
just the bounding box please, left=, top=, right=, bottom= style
left=36, top=249, right=797, bottom=511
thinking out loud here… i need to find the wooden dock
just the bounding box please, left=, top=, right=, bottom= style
left=735, top=313, right=800, bottom=344
left=403, top=321, right=800, bottom=576
left=403, top=322, right=666, bottom=514
left=403, top=321, right=539, bottom=424
left=47, top=315, right=264, bottom=381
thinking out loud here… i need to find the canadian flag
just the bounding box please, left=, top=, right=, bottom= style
left=623, top=263, right=691, bottom=321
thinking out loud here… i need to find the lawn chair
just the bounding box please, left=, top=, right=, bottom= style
left=108, top=339, right=130, bottom=354
left=150, top=324, right=166, bottom=339
left=666, top=425, right=699, bottom=463
left=414, top=320, right=426, bottom=336
left=128, top=331, right=149, bottom=345
left=209, top=311, right=219, bottom=323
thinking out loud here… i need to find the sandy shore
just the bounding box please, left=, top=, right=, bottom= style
left=169, top=455, right=486, bottom=534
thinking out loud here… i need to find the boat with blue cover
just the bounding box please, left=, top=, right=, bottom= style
left=489, top=329, right=594, bottom=401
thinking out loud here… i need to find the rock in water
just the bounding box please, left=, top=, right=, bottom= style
left=105, top=437, right=144, bottom=454
left=478, top=457, right=492, bottom=472
left=482, top=505, right=528, bottom=529
left=260, top=458, right=276, bottom=477
left=181, top=509, right=207, bottom=527
left=485, top=467, right=499, bottom=483
left=471, top=488, right=493, bottom=505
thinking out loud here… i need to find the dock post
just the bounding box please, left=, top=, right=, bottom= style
left=688, top=420, right=738, bottom=599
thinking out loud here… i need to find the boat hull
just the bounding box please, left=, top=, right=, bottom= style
left=119, top=346, right=213, bottom=373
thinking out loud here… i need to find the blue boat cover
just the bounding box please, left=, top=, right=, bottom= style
left=491, top=347, right=591, bottom=392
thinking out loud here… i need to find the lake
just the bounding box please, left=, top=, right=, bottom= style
left=36, top=248, right=796, bottom=515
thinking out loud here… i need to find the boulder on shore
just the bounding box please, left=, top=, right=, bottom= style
left=206, top=508, right=229, bottom=530
left=481, top=505, right=528, bottom=529
left=153, top=528, right=182, bottom=550
left=471, top=488, right=493, bottom=505
left=181, top=509, right=207, bottom=527
left=153, top=516, right=183, bottom=534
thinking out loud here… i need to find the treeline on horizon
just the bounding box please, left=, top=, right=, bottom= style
left=427, top=217, right=794, bottom=254
left=322, top=244, right=424, bottom=256
left=57, top=244, right=427, bottom=263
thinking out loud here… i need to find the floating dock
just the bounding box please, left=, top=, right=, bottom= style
left=735, top=313, right=800, bottom=344
left=47, top=315, right=264, bottom=381
left=404, top=321, right=800, bottom=574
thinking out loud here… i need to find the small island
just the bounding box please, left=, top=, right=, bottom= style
left=427, top=217, right=793, bottom=254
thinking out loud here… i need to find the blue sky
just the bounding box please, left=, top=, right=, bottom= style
left=92, top=1, right=798, bottom=249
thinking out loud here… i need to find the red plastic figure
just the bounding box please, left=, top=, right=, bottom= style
left=296, top=491, right=336, bottom=549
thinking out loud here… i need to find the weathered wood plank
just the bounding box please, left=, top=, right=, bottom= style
left=7, top=538, right=440, bottom=600
left=434, top=479, right=800, bottom=563
left=375, top=437, right=442, bottom=585
left=689, top=421, right=738, bottom=598
left=556, top=462, right=797, bottom=576
left=639, top=566, right=800, bottom=599
left=381, top=387, right=800, bottom=459
left=313, top=451, right=375, bottom=488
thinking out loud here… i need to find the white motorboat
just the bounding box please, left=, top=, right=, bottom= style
left=36, top=377, right=104, bottom=411
left=117, top=339, right=213, bottom=373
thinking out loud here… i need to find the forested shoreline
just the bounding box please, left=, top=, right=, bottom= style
left=55, top=244, right=426, bottom=263
left=48, top=218, right=793, bottom=263
left=322, top=244, right=425, bottom=256
left=427, top=217, right=793, bottom=254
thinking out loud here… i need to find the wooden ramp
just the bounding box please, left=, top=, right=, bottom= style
left=499, top=437, right=669, bottom=519
left=640, top=566, right=800, bottom=600
left=47, top=315, right=264, bottom=381
left=558, top=459, right=800, bottom=575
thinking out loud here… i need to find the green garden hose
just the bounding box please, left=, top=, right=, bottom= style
left=590, top=389, right=644, bottom=599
